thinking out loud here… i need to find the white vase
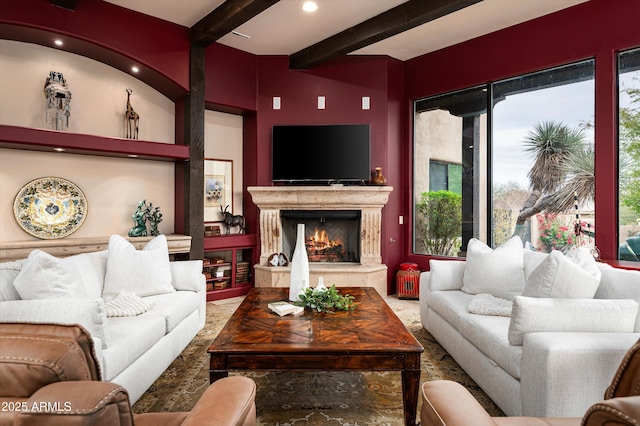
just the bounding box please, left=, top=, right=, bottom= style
left=289, top=223, right=310, bottom=301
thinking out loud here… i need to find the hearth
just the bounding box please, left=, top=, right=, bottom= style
left=281, top=210, right=361, bottom=263
left=248, top=186, right=393, bottom=296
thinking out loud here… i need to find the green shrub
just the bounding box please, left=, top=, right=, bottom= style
left=416, top=190, right=462, bottom=256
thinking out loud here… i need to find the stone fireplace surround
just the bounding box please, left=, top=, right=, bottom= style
left=248, top=186, right=392, bottom=296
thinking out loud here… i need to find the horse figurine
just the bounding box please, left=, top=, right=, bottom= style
left=220, top=205, right=246, bottom=235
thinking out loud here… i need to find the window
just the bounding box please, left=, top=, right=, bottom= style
left=429, top=161, right=462, bottom=193
left=491, top=60, right=595, bottom=251
left=413, top=87, right=487, bottom=256
left=618, top=48, right=640, bottom=262
left=413, top=60, right=596, bottom=257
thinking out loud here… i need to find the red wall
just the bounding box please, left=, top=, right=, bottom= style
left=404, top=0, right=640, bottom=270
left=244, top=55, right=405, bottom=292
left=205, top=43, right=257, bottom=112
left=1, top=0, right=190, bottom=100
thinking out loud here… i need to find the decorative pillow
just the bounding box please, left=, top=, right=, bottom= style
left=467, top=293, right=513, bottom=317
left=0, top=298, right=110, bottom=348
left=170, top=260, right=205, bottom=292
left=523, top=250, right=548, bottom=281
left=65, top=250, right=108, bottom=299
left=565, top=247, right=602, bottom=282
left=104, top=292, right=154, bottom=317
left=462, top=236, right=525, bottom=300
left=428, top=260, right=466, bottom=291
left=522, top=250, right=600, bottom=299
left=12, top=250, right=89, bottom=300
left=102, top=234, right=174, bottom=298
left=596, top=268, right=640, bottom=332
left=508, top=296, right=638, bottom=346
left=0, top=260, right=24, bottom=301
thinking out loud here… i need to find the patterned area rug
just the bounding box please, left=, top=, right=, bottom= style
left=132, top=296, right=503, bottom=425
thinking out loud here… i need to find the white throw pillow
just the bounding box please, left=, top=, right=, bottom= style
left=103, top=234, right=174, bottom=298
left=522, top=250, right=600, bottom=299
left=565, top=246, right=602, bottom=282
left=170, top=260, right=204, bottom=292
left=462, top=236, right=525, bottom=300
left=64, top=250, right=108, bottom=299
left=13, top=250, right=90, bottom=300
left=0, top=260, right=24, bottom=301
left=467, top=293, right=513, bottom=317
left=428, top=260, right=465, bottom=291
left=104, top=292, right=154, bottom=317
left=523, top=250, right=548, bottom=281
left=508, top=296, right=638, bottom=346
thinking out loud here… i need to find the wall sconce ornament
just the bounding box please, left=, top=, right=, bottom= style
left=128, top=200, right=162, bottom=237
left=44, top=71, right=71, bottom=131
left=125, top=88, right=140, bottom=139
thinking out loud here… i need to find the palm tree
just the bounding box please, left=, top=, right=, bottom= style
left=518, top=145, right=595, bottom=218
left=513, top=121, right=591, bottom=239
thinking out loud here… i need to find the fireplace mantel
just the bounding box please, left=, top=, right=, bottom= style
left=248, top=185, right=393, bottom=210
left=248, top=185, right=393, bottom=295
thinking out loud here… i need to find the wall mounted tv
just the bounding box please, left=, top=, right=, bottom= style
left=272, top=124, right=371, bottom=184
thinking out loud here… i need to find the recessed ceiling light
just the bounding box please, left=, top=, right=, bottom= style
left=131, top=66, right=139, bottom=73
left=302, top=1, right=318, bottom=13
left=54, top=39, right=63, bottom=46
left=53, top=147, right=65, bottom=152
left=128, top=154, right=138, bottom=158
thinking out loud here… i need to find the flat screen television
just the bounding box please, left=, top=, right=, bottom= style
left=272, top=124, right=371, bottom=184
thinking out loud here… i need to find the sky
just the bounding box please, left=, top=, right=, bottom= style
left=492, top=79, right=595, bottom=189
left=491, top=67, right=640, bottom=190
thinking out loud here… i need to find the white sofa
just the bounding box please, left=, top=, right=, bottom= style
left=0, top=234, right=206, bottom=404
left=419, top=237, right=640, bottom=418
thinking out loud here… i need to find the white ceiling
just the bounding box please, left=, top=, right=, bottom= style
left=105, top=0, right=588, bottom=61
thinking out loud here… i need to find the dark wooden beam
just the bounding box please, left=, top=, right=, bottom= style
left=50, top=0, right=79, bottom=11
left=184, top=45, right=206, bottom=259
left=191, top=0, right=281, bottom=47
left=289, top=0, right=483, bottom=70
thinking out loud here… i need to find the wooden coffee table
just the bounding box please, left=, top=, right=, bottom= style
left=208, top=287, right=424, bottom=426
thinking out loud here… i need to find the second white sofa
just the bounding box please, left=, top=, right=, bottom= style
left=419, top=237, right=640, bottom=417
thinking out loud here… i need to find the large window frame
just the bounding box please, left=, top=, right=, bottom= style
left=413, top=59, right=596, bottom=257
left=618, top=47, right=640, bottom=262
left=412, top=86, right=487, bottom=256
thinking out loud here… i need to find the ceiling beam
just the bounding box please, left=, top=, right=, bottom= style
left=191, top=0, right=281, bottom=47
left=289, top=0, right=483, bottom=70
left=50, top=0, right=79, bottom=11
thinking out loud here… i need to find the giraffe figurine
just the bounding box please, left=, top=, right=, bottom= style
left=125, top=88, right=139, bottom=139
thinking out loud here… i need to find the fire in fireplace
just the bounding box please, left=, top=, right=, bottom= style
left=307, top=228, right=345, bottom=262
left=281, top=210, right=361, bottom=263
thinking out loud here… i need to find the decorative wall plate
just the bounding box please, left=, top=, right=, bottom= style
left=13, top=177, right=87, bottom=239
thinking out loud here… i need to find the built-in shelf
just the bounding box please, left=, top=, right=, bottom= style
left=204, top=233, right=257, bottom=301
left=204, top=233, right=257, bottom=251
left=0, top=125, right=189, bottom=161
left=0, top=234, right=191, bottom=261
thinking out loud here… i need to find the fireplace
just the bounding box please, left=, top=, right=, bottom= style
left=248, top=185, right=392, bottom=295
left=281, top=210, right=361, bottom=263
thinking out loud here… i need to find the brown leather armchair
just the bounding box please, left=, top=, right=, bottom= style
left=421, top=339, right=640, bottom=426
left=0, top=322, right=256, bottom=426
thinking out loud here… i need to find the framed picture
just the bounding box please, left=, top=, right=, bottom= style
left=204, top=159, right=233, bottom=222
